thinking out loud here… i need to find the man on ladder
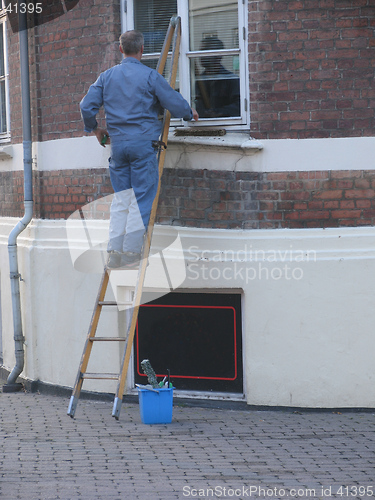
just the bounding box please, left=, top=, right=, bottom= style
left=68, top=21, right=192, bottom=420
left=80, top=30, right=199, bottom=270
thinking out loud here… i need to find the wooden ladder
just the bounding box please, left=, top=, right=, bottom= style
left=67, top=17, right=182, bottom=420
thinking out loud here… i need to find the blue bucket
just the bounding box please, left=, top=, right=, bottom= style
left=137, top=387, right=174, bottom=424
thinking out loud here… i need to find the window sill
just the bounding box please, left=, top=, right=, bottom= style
left=168, top=131, right=263, bottom=154
left=0, top=145, right=13, bottom=159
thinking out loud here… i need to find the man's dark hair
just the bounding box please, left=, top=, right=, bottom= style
left=119, top=30, right=144, bottom=55
left=200, top=37, right=224, bottom=51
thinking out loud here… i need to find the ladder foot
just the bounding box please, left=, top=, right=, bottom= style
left=112, top=396, right=122, bottom=420
left=67, top=395, right=79, bottom=418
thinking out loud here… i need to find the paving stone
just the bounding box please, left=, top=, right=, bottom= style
left=0, top=392, right=374, bottom=499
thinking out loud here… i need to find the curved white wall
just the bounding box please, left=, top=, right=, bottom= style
left=1, top=218, right=374, bottom=407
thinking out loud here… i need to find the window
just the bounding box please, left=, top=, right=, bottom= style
left=121, top=0, right=248, bottom=129
left=0, top=3, right=9, bottom=141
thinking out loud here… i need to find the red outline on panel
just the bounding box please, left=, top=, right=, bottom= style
left=136, top=304, right=237, bottom=381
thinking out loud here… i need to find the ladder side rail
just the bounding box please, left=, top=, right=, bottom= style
left=68, top=268, right=110, bottom=417
left=168, top=17, right=181, bottom=87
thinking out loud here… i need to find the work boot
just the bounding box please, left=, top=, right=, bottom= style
left=107, top=250, right=122, bottom=269
left=120, top=251, right=141, bottom=269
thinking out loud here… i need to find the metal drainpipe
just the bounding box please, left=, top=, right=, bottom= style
left=3, top=4, right=33, bottom=392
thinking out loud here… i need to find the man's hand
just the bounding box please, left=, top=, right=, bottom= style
left=94, top=127, right=111, bottom=147
left=191, top=108, right=199, bottom=121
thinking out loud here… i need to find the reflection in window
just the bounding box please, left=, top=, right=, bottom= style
left=192, top=39, right=240, bottom=118
left=189, top=0, right=239, bottom=52
left=189, top=0, right=241, bottom=118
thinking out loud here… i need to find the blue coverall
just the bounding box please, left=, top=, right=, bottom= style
left=80, top=57, right=193, bottom=253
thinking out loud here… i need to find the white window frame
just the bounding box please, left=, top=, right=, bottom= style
left=120, top=0, right=249, bottom=130
left=0, top=2, right=10, bottom=142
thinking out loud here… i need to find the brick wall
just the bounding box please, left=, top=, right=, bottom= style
left=2, top=168, right=375, bottom=229
left=0, top=169, right=113, bottom=219
left=8, top=0, right=375, bottom=144
left=7, top=0, right=121, bottom=144
left=248, top=0, right=375, bottom=139
left=7, top=24, right=21, bottom=143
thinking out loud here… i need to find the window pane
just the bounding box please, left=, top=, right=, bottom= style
left=191, top=54, right=240, bottom=118
left=0, top=80, right=7, bottom=133
left=134, top=0, right=177, bottom=55
left=0, top=24, right=4, bottom=77
left=189, top=0, right=239, bottom=52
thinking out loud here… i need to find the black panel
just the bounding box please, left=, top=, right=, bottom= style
left=135, top=292, right=243, bottom=393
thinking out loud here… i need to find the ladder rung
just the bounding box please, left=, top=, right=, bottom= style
left=98, top=301, right=132, bottom=306
left=89, top=337, right=126, bottom=342
left=82, top=373, right=119, bottom=380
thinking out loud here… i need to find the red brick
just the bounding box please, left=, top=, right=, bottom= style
left=337, top=180, right=354, bottom=189
left=294, top=202, right=308, bottom=210
left=331, top=210, right=362, bottom=219
left=180, top=210, right=205, bottom=219
left=354, top=179, right=370, bottom=189
left=324, top=201, right=339, bottom=209
left=356, top=200, right=371, bottom=209
left=285, top=211, right=301, bottom=220
left=307, top=201, right=323, bottom=209
left=280, top=191, right=310, bottom=201
left=299, top=210, right=330, bottom=220
left=266, top=172, right=291, bottom=180
left=256, top=192, right=279, bottom=201
left=340, top=200, right=355, bottom=209
left=313, top=190, right=343, bottom=200
left=331, top=170, right=362, bottom=179
left=345, top=189, right=375, bottom=199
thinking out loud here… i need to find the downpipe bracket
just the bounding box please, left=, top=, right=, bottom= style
left=10, top=272, right=23, bottom=281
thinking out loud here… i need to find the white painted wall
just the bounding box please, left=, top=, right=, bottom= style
left=1, top=217, right=374, bottom=407
left=166, top=135, right=375, bottom=172
left=2, top=134, right=375, bottom=173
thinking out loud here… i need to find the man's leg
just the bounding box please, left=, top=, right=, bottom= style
left=107, top=189, right=133, bottom=252
left=107, top=143, right=132, bottom=268
left=122, top=190, right=147, bottom=253
left=123, top=142, right=159, bottom=254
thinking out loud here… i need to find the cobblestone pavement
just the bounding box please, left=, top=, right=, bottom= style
left=0, top=391, right=374, bottom=500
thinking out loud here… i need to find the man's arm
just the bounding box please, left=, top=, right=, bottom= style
left=80, top=74, right=110, bottom=145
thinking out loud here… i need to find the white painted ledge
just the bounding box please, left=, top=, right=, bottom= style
left=168, top=131, right=263, bottom=153
left=256, top=136, right=375, bottom=172
left=0, top=145, right=13, bottom=159
left=166, top=135, right=375, bottom=172
left=1, top=135, right=375, bottom=173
